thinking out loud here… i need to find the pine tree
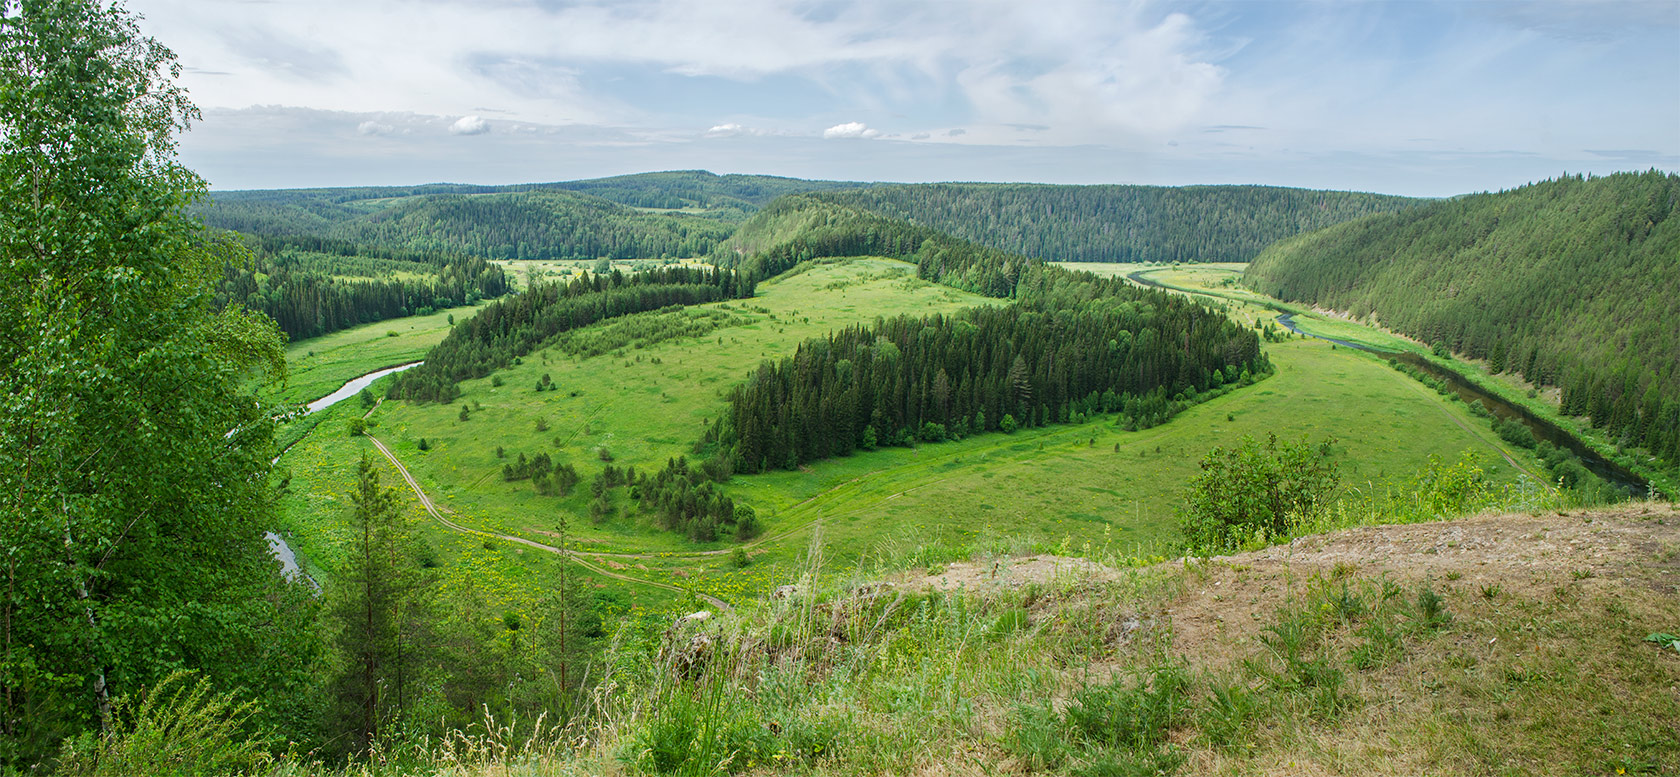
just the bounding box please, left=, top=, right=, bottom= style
left=326, top=456, right=433, bottom=755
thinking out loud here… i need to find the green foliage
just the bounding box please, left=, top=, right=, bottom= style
left=1199, top=683, right=1262, bottom=752
left=1178, top=435, right=1340, bottom=554
left=1246, top=171, right=1680, bottom=470
left=212, top=238, right=509, bottom=341
left=324, top=456, right=436, bottom=755
left=733, top=505, right=762, bottom=542
left=346, top=417, right=368, bottom=436
left=1412, top=585, right=1452, bottom=629
left=817, top=182, right=1416, bottom=263
left=1406, top=451, right=1499, bottom=519
left=1063, top=666, right=1188, bottom=750
left=1494, top=416, right=1537, bottom=449
left=639, top=457, right=741, bottom=542
left=721, top=299, right=1260, bottom=472
left=54, top=672, right=269, bottom=777
left=0, top=1, right=316, bottom=765
left=1008, top=665, right=1188, bottom=774
left=204, top=188, right=736, bottom=262
left=389, top=265, right=754, bottom=402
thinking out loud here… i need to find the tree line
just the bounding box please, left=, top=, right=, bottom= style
left=201, top=187, right=739, bottom=261
left=708, top=198, right=1265, bottom=472
left=1244, top=171, right=1680, bottom=472
left=811, top=182, right=1418, bottom=263
left=214, top=237, right=510, bottom=340
left=712, top=299, right=1264, bottom=473
left=388, top=265, right=756, bottom=402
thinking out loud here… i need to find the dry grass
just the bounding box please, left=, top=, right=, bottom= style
left=236, top=503, right=1679, bottom=777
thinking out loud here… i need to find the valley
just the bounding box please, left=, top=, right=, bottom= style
left=272, top=255, right=1551, bottom=619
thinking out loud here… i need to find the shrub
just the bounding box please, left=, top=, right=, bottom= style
left=1493, top=416, right=1536, bottom=448
left=1178, top=434, right=1339, bottom=554
left=734, top=505, right=762, bottom=542
left=346, top=417, right=367, bottom=436
left=55, top=672, right=269, bottom=777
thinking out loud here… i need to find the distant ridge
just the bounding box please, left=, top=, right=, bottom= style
left=813, top=183, right=1418, bottom=263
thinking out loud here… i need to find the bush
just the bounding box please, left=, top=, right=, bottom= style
left=1178, top=434, right=1339, bottom=554
left=1000, top=414, right=1019, bottom=434
left=734, top=505, right=762, bottom=542
left=346, top=417, right=367, bottom=436
left=55, top=672, right=269, bottom=777
left=1493, top=416, right=1536, bottom=449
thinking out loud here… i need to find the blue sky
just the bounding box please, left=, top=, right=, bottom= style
left=134, top=0, right=1679, bottom=197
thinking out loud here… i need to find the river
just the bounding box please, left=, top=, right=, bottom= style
left=1275, top=313, right=1646, bottom=495
left=304, top=361, right=422, bottom=414
left=268, top=361, right=424, bottom=588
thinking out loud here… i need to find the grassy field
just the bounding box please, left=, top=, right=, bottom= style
left=273, top=256, right=1552, bottom=612
left=1112, top=263, right=1677, bottom=496
left=269, top=304, right=484, bottom=406
left=493, top=258, right=711, bottom=290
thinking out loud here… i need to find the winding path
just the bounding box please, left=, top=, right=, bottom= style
left=365, top=433, right=730, bottom=611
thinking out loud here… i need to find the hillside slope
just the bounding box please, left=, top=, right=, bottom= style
left=816, top=182, right=1418, bottom=263
left=522, top=504, right=1678, bottom=776
left=1245, top=171, right=1680, bottom=470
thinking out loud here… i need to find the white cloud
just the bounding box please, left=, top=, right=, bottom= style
left=449, top=115, right=490, bottom=136
left=823, top=121, right=880, bottom=139
left=136, top=0, right=1676, bottom=194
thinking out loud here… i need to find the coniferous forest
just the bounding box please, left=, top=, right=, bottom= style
left=1245, top=171, right=1680, bottom=469
left=717, top=301, right=1265, bottom=473
left=709, top=198, right=1267, bottom=472
left=388, top=265, right=756, bottom=402
left=814, top=182, right=1418, bottom=262
left=214, top=236, right=510, bottom=340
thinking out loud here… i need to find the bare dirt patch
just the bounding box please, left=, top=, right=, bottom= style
left=1166, top=503, right=1680, bottom=672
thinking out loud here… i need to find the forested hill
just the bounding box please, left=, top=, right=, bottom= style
left=810, top=183, right=1418, bottom=263
left=1245, top=170, right=1680, bottom=470
left=707, top=195, right=1267, bottom=473
left=543, top=170, right=872, bottom=215
left=201, top=189, right=733, bottom=261
left=202, top=173, right=1415, bottom=264
left=198, top=172, right=878, bottom=261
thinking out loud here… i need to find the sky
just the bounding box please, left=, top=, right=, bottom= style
left=131, top=0, right=1680, bottom=197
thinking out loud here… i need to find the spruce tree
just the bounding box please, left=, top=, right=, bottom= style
left=326, top=456, right=432, bottom=755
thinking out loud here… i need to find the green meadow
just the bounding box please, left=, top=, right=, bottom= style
left=269, top=303, right=485, bottom=406
left=274, top=256, right=1549, bottom=610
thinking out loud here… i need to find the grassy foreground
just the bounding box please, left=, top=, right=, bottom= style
left=77, top=502, right=1680, bottom=776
